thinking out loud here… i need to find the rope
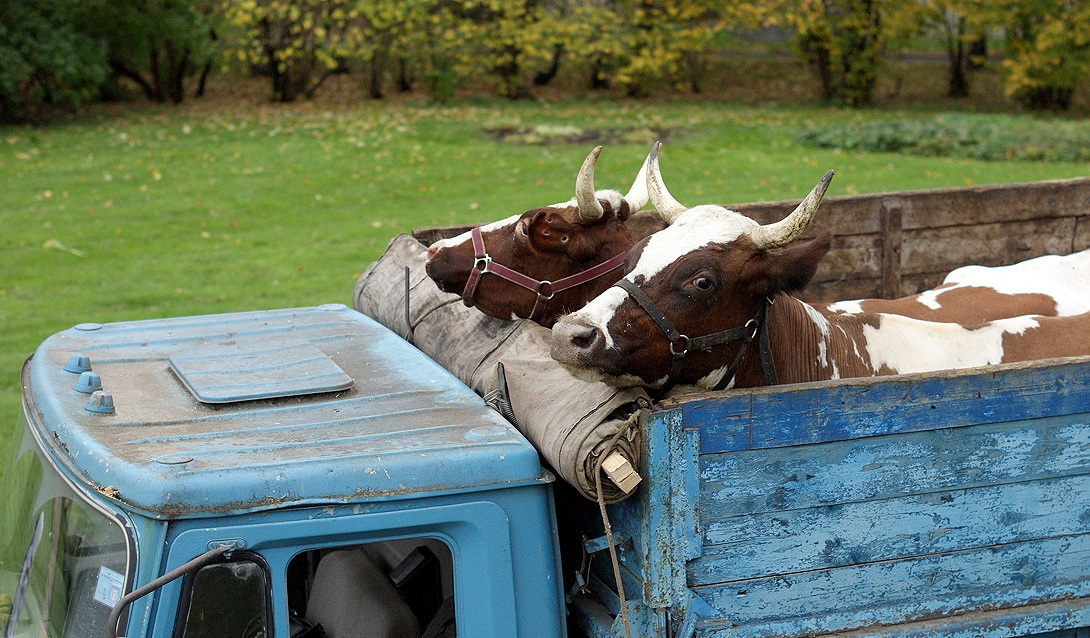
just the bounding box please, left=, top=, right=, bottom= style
left=594, top=425, right=635, bottom=638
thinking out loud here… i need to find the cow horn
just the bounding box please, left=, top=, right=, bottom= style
left=646, top=141, right=688, bottom=224
left=621, top=145, right=653, bottom=213
left=575, top=146, right=605, bottom=222
left=746, top=170, right=834, bottom=249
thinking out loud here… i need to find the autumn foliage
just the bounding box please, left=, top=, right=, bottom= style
left=4, top=0, right=1090, bottom=120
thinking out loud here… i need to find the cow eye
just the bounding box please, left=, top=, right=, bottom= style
left=694, top=277, right=714, bottom=291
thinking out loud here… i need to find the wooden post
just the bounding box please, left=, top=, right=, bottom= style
left=880, top=198, right=904, bottom=299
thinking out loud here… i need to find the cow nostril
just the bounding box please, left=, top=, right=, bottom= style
left=564, top=324, right=600, bottom=352
left=571, top=331, right=595, bottom=350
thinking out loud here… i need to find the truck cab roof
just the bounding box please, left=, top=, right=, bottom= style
left=23, top=304, right=545, bottom=519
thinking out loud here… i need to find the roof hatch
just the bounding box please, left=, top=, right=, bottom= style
left=169, top=338, right=354, bottom=404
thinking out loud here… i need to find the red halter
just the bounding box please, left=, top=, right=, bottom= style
left=462, top=226, right=628, bottom=323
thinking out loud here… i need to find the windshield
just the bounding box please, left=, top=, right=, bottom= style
left=1, top=408, right=132, bottom=638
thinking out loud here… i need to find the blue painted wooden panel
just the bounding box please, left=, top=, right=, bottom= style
left=692, top=472, right=1090, bottom=583
left=586, top=358, right=1090, bottom=636
left=699, top=415, right=1090, bottom=518
left=664, top=358, right=1090, bottom=455
left=691, top=533, right=1090, bottom=636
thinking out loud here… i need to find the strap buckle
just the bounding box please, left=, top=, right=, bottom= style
left=669, top=334, right=691, bottom=357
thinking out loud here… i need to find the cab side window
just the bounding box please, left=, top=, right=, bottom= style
left=287, top=539, right=455, bottom=638
left=176, top=556, right=270, bottom=638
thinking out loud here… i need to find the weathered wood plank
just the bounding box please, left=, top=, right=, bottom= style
left=690, top=533, right=1090, bottom=634
left=695, top=597, right=1090, bottom=638
left=880, top=199, right=904, bottom=298
left=728, top=177, right=1090, bottom=236
left=901, top=218, right=1077, bottom=275
left=692, top=473, right=1090, bottom=583
left=698, top=417, right=1090, bottom=519
left=667, top=356, right=1090, bottom=455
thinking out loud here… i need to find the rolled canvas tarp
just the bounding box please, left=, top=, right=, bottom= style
left=353, top=234, right=648, bottom=502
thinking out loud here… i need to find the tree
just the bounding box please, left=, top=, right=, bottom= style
left=224, top=0, right=361, bottom=102
left=920, top=0, right=989, bottom=98
left=561, top=0, right=735, bottom=97
left=990, top=0, right=1090, bottom=110
left=767, top=0, right=919, bottom=107
left=0, top=0, right=107, bottom=122
left=82, top=0, right=220, bottom=104
left=353, top=1, right=425, bottom=98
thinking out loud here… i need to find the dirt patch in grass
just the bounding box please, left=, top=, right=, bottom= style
left=483, top=123, right=676, bottom=146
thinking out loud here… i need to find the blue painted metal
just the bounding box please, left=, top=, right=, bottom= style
left=168, top=338, right=354, bottom=403
left=25, top=304, right=547, bottom=519
left=20, top=304, right=565, bottom=638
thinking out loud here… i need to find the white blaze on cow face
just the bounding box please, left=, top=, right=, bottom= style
left=568, top=205, right=759, bottom=338
left=429, top=213, right=522, bottom=254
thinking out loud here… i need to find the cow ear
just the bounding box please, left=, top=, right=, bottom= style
left=526, top=209, right=575, bottom=253
left=762, top=232, right=832, bottom=295
left=611, top=198, right=633, bottom=222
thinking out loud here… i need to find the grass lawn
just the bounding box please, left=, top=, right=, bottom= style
left=4, top=71, right=1090, bottom=475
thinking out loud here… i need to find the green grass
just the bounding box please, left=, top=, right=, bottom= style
left=4, top=81, right=1090, bottom=475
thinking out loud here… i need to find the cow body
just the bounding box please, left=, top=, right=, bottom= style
left=425, top=146, right=651, bottom=327
left=820, top=249, right=1090, bottom=323
left=550, top=144, right=1090, bottom=390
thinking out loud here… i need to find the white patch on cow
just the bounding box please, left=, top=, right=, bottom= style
left=697, top=367, right=730, bottom=389
left=567, top=287, right=629, bottom=350
left=432, top=213, right=521, bottom=251
left=549, top=189, right=625, bottom=211
left=861, top=313, right=1040, bottom=375
left=560, top=360, right=667, bottom=389
left=915, top=288, right=944, bottom=310
left=627, top=206, right=760, bottom=283
left=799, top=302, right=836, bottom=374
left=942, top=249, right=1090, bottom=316
left=826, top=299, right=865, bottom=315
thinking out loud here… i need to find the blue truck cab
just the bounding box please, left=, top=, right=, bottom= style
left=2, top=305, right=565, bottom=638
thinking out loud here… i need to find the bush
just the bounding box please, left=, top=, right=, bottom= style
left=796, top=113, right=1090, bottom=162
left=0, top=0, right=107, bottom=122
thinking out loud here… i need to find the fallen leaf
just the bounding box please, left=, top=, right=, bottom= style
left=43, top=239, right=85, bottom=257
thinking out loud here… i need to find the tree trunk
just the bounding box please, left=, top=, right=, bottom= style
left=396, top=56, right=412, bottom=93
left=533, top=45, right=563, bottom=87
left=369, top=46, right=387, bottom=99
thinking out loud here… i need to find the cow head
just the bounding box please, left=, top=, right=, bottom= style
left=425, top=146, right=651, bottom=327
left=551, top=142, right=834, bottom=388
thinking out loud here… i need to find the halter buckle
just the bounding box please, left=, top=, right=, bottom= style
left=473, top=255, right=492, bottom=273
left=669, top=334, right=691, bottom=357
left=744, top=318, right=759, bottom=341
left=537, top=281, right=555, bottom=300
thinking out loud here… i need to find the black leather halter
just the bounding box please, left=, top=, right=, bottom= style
left=462, top=226, right=628, bottom=323
left=613, top=279, right=778, bottom=389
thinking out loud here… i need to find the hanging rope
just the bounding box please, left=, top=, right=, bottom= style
left=595, top=425, right=635, bottom=638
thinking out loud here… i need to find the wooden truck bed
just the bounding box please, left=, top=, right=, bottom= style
left=580, top=356, right=1090, bottom=637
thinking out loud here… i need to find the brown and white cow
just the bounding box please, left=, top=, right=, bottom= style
left=425, top=146, right=651, bottom=327
left=550, top=144, right=1090, bottom=390
left=819, top=248, right=1090, bottom=324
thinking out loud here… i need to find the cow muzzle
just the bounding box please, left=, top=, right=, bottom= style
left=551, top=318, right=605, bottom=364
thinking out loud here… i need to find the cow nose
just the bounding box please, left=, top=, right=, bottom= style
left=551, top=319, right=604, bottom=364
left=426, top=243, right=440, bottom=261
